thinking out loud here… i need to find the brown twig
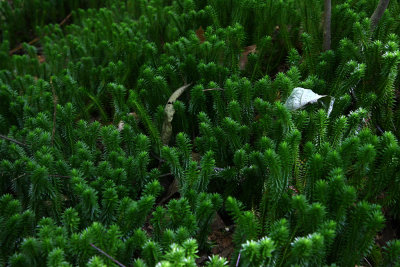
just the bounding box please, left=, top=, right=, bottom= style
left=49, top=174, right=71, bottom=178
left=376, top=124, right=384, bottom=134
left=0, top=134, right=27, bottom=147
left=50, top=77, right=58, bottom=147
left=11, top=173, right=28, bottom=182
left=9, top=37, right=41, bottom=55
left=11, top=173, right=70, bottom=182
left=9, top=12, right=72, bottom=55
left=364, top=257, right=373, bottom=267
left=203, top=88, right=224, bottom=92
left=90, top=243, right=126, bottom=267
left=59, top=12, right=72, bottom=27
left=151, top=151, right=165, bottom=163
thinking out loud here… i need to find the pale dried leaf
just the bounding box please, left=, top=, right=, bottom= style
left=284, top=87, right=327, bottom=110
left=196, top=26, right=206, bottom=43
left=161, top=83, right=192, bottom=145
left=37, top=55, right=46, bottom=63
left=118, top=121, right=125, bottom=131
left=117, top=113, right=139, bottom=131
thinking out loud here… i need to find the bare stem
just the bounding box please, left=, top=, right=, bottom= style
left=90, top=243, right=126, bottom=267
left=370, top=0, right=390, bottom=31
left=9, top=12, right=72, bottom=55
left=0, top=134, right=27, bottom=147
left=203, top=88, right=224, bottom=92
left=49, top=174, right=71, bottom=178
left=323, top=0, right=331, bottom=51
left=50, top=77, right=58, bottom=147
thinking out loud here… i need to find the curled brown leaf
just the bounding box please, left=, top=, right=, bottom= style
left=239, top=44, right=257, bottom=70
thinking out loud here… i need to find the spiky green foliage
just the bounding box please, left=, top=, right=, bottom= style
left=1, top=0, right=400, bottom=266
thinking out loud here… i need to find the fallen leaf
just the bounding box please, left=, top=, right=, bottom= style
left=276, top=91, right=281, bottom=101
left=210, top=212, right=226, bottom=231
left=118, top=121, right=125, bottom=131
left=191, top=152, right=201, bottom=162
left=196, top=26, right=206, bottom=43
left=209, top=228, right=235, bottom=261
left=117, top=113, right=139, bottom=131
left=161, top=83, right=192, bottom=145
left=284, top=87, right=327, bottom=111
left=158, top=178, right=179, bottom=205
left=37, top=55, right=46, bottom=63
left=195, top=255, right=209, bottom=265
left=239, top=44, right=257, bottom=70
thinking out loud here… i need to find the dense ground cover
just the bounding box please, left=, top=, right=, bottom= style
left=1, top=0, right=400, bottom=266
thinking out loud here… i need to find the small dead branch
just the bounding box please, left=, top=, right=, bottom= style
left=50, top=77, right=58, bottom=147
left=151, top=151, right=166, bottom=163
left=203, top=88, right=224, bottom=92
left=323, top=0, right=331, bottom=51
left=59, top=12, right=72, bottom=27
left=371, top=0, right=390, bottom=31
left=0, top=134, right=27, bottom=147
left=9, top=37, right=41, bottom=55
left=9, top=12, right=72, bottom=56
left=11, top=173, right=28, bottom=183
left=11, top=173, right=70, bottom=182
left=364, top=257, right=373, bottom=267
left=90, top=243, right=126, bottom=267
left=49, top=174, right=71, bottom=178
